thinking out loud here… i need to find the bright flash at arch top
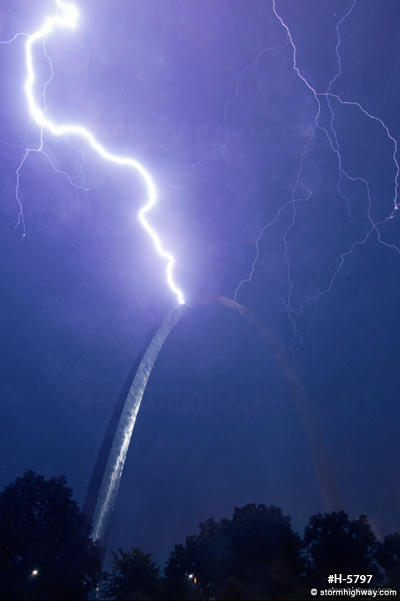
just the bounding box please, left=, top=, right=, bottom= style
left=23, top=0, right=185, bottom=306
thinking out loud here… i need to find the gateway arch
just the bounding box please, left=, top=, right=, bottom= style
left=83, top=296, right=343, bottom=552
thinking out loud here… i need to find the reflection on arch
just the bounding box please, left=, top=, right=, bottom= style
left=83, top=296, right=343, bottom=552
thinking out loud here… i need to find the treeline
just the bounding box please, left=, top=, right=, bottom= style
left=102, top=505, right=400, bottom=600
left=0, top=471, right=399, bottom=600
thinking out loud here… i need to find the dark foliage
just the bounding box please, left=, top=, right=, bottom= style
left=163, top=543, right=193, bottom=600
left=163, top=505, right=400, bottom=599
left=376, top=532, right=400, bottom=588
left=303, top=510, right=382, bottom=587
left=164, top=503, right=307, bottom=600
left=3, top=471, right=394, bottom=601
left=100, top=546, right=164, bottom=600
left=0, top=470, right=103, bottom=600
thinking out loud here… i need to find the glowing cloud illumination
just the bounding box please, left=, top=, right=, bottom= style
left=20, top=0, right=185, bottom=306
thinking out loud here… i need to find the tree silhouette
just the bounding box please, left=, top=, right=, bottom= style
left=100, top=546, right=164, bottom=600
left=376, top=532, right=400, bottom=588
left=0, top=470, right=102, bottom=600
left=101, top=504, right=399, bottom=600
left=164, top=543, right=197, bottom=600
left=303, top=510, right=382, bottom=586
left=165, top=503, right=306, bottom=600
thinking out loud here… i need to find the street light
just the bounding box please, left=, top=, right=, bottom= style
left=188, top=573, right=198, bottom=600
left=29, top=569, right=39, bottom=599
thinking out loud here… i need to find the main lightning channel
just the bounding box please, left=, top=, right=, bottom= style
left=23, top=0, right=185, bottom=305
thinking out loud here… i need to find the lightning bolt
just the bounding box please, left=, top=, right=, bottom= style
left=2, top=0, right=185, bottom=306
left=225, top=0, right=400, bottom=358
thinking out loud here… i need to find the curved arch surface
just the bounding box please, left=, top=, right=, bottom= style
left=83, top=296, right=343, bottom=551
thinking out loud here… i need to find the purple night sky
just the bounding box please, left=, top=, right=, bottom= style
left=1, top=0, right=399, bottom=568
